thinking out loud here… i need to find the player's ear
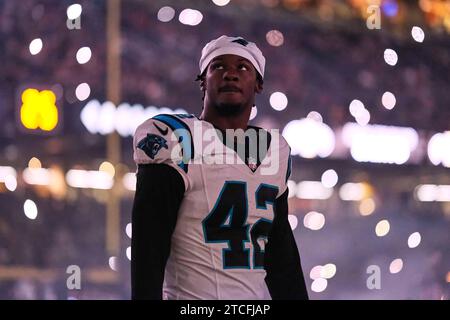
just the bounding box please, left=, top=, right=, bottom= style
left=200, top=79, right=206, bottom=92
left=197, top=73, right=206, bottom=92
left=255, top=78, right=263, bottom=94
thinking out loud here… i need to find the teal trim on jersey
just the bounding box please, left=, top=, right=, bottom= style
left=286, top=147, right=292, bottom=183
left=255, top=183, right=279, bottom=210
left=152, top=114, right=194, bottom=173
left=223, top=226, right=251, bottom=270
left=175, top=114, right=195, bottom=119
left=250, top=218, right=272, bottom=269
left=202, top=181, right=251, bottom=270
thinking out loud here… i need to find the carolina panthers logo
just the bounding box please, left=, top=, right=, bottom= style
left=137, top=133, right=168, bottom=159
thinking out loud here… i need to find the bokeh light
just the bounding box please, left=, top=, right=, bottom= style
left=310, top=265, right=323, bottom=280
left=76, top=47, right=92, bottom=64
left=249, top=106, right=258, bottom=120
left=126, top=223, right=132, bottom=239
left=411, top=26, right=425, bottom=42
left=384, top=48, right=398, bottom=66
left=269, top=92, right=288, bottom=111
left=179, top=9, right=203, bottom=26
left=75, top=83, right=91, bottom=101
left=304, top=211, right=326, bottom=230
left=99, top=161, right=115, bottom=178
left=321, top=263, right=337, bottom=279
left=389, top=258, right=403, bottom=274
left=28, top=157, right=42, bottom=169
left=67, top=4, right=82, bottom=20
left=108, top=256, right=118, bottom=271
left=311, top=278, right=328, bottom=293
left=407, top=232, right=421, bottom=248
left=29, top=38, right=43, bottom=55
left=4, top=175, right=17, bottom=192
left=375, top=219, right=390, bottom=237
left=382, top=91, right=396, bottom=110
left=321, top=169, right=338, bottom=188
left=359, top=198, right=376, bottom=216
left=266, top=30, right=284, bottom=47
left=24, top=199, right=38, bottom=220
left=212, top=0, right=231, bottom=6
left=288, top=214, right=298, bottom=230
left=157, top=6, right=175, bottom=22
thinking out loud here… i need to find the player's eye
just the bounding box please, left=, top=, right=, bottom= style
left=239, top=64, right=249, bottom=71
left=211, top=63, right=224, bottom=70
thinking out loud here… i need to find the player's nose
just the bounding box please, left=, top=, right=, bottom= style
left=223, top=68, right=239, bottom=81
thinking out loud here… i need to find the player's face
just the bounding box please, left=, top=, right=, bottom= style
left=204, top=54, right=262, bottom=117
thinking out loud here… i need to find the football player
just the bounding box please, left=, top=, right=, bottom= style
left=131, top=35, right=308, bottom=300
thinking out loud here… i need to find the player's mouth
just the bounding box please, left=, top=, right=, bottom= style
left=219, top=85, right=241, bottom=93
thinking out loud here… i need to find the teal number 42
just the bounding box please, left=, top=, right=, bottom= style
left=202, top=181, right=278, bottom=269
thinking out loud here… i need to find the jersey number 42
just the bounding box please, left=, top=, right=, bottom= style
left=202, top=181, right=278, bottom=269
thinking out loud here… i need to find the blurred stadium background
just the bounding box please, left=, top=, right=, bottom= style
left=0, top=0, right=449, bottom=299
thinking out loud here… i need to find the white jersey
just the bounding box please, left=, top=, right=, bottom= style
left=133, top=114, right=292, bottom=300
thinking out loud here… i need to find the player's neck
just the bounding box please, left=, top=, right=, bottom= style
left=200, top=110, right=250, bottom=131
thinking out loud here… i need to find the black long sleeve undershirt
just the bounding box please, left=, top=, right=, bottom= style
left=264, top=189, right=309, bottom=300
left=131, top=164, right=308, bottom=300
left=131, top=164, right=185, bottom=300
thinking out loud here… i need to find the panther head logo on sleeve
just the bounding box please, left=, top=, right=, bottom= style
left=137, top=133, right=169, bottom=159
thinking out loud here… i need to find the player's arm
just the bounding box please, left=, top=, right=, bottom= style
left=131, top=163, right=185, bottom=299
left=264, top=188, right=309, bottom=300
left=131, top=117, right=189, bottom=300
